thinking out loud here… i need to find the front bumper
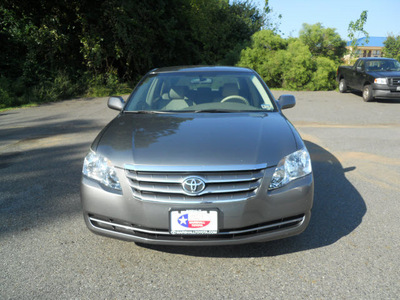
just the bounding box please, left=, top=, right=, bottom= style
left=80, top=168, right=314, bottom=246
left=373, top=89, right=400, bottom=99
left=373, top=83, right=400, bottom=99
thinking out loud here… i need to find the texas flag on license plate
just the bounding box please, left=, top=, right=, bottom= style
left=170, top=210, right=218, bottom=234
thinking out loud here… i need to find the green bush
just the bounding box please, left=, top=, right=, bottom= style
left=0, top=85, right=14, bottom=109
left=31, top=72, right=79, bottom=102
left=86, top=70, right=132, bottom=98
left=237, top=29, right=339, bottom=91
left=281, top=40, right=314, bottom=90
left=237, top=30, right=288, bottom=88
left=307, top=57, right=337, bottom=91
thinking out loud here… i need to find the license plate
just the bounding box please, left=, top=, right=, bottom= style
left=170, top=210, right=218, bottom=234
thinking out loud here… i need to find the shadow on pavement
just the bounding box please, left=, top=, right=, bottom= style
left=0, top=119, right=102, bottom=236
left=140, top=141, right=367, bottom=257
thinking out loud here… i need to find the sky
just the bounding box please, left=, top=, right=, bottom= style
left=260, top=0, right=400, bottom=40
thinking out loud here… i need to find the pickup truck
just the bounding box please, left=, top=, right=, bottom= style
left=336, top=57, right=400, bottom=101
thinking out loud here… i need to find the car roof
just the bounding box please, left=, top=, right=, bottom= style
left=149, top=66, right=254, bottom=74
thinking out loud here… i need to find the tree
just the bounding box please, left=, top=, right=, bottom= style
left=347, top=10, right=369, bottom=56
left=299, top=23, right=346, bottom=62
left=383, top=35, right=400, bottom=61
left=187, top=0, right=264, bottom=65
left=1, top=0, right=265, bottom=108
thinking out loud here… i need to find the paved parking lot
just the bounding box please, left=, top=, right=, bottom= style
left=1, top=91, right=399, bottom=299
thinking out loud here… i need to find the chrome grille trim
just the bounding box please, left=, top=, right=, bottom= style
left=131, top=190, right=253, bottom=204
left=124, top=163, right=267, bottom=172
left=89, top=216, right=168, bottom=235
left=124, top=166, right=266, bottom=203
left=128, top=178, right=260, bottom=196
left=88, top=214, right=305, bottom=238
left=390, top=77, right=400, bottom=86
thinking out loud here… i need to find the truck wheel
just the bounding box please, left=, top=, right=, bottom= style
left=339, top=79, right=347, bottom=93
left=362, top=85, right=374, bottom=102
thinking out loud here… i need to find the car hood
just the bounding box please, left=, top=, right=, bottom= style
left=368, top=71, right=400, bottom=77
left=93, top=112, right=299, bottom=169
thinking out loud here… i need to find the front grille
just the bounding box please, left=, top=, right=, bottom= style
left=88, top=214, right=305, bottom=240
left=390, top=77, right=400, bottom=86
left=125, top=166, right=266, bottom=203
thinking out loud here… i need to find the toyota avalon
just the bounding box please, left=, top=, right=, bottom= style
left=80, top=66, right=314, bottom=245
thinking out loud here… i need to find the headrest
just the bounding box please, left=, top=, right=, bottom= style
left=169, top=86, right=185, bottom=99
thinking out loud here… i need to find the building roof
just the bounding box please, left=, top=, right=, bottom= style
left=346, top=37, right=387, bottom=47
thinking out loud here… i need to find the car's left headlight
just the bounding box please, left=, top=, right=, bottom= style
left=269, top=148, right=312, bottom=190
left=82, top=151, right=121, bottom=190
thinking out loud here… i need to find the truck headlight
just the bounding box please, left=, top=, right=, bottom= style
left=269, top=149, right=312, bottom=190
left=82, top=151, right=121, bottom=190
left=374, top=78, right=387, bottom=84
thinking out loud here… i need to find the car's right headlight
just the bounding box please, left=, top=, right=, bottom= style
left=82, top=151, right=121, bottom=190
left=268, top=148, right=312, bottom=190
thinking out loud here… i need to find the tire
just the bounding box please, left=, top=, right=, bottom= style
left=362, top=85, right=374, bottom=102
left=339, top=79, right=347, bottom=93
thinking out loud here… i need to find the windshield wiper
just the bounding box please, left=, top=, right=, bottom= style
left=191, top=109, right=271, bottom=113
left=191, top=109, right=239, bottom=113
left=125, top=110, right=167, bottom=114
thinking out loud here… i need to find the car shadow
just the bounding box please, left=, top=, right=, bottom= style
left=376, top=98, right=400, bottom=104
left=138, top=141, right=367, bottom=257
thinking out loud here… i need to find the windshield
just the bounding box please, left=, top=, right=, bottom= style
left=365, top=60, right=400, bottom=72
left=124, top=71, right=276, bottom=112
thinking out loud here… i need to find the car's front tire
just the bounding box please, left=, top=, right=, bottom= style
left=362, top=85, right=374, bottom=102
left=339, top=79, right=347, bottom=93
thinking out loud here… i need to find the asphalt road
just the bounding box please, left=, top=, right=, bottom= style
left=1, top=91, right=399, bottom=299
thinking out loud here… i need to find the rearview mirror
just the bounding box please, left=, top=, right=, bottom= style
left=277, top=94, right=296, bottom=110
left=108, top=96, right=125, bottom=111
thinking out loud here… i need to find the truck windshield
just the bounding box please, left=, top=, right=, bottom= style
left=365, top=60, right=400, bottom=72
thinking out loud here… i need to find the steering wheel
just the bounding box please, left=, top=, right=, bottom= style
left=220, top=95, right=249, bottom=105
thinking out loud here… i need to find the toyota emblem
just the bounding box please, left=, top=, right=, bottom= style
left=182, top=177, right=206, bottom=195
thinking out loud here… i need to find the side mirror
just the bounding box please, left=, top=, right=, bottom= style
left=277, top=94, right=296, bottom=110
left=356, top=66, right=363, bottom=72
left=108, top=96, right=125, bottom=111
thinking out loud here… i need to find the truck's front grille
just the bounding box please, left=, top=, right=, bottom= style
left=390, top=77, right=400, bottom=86
left=124, top=165, right=266, bottom=203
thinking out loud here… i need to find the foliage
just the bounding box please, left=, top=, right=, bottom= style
left=237, top=29, right=341, bottom=90
left=308, top=57, right=337, bottom=90
left=299, top=23, right=347, bottom=62
left=281, top=40, right=314, bottom=90
left=262, top=0, right=282, bottom=34
left=383, top=35, right=400, bottom=61
left=0, top=0, right=264, bottom=108
left=347, top=10, right=369, bottom=55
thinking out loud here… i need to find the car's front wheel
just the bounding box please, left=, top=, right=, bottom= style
left=362, top=85, right=374, bottom=102
left=339, top=79, right=347, bottom=93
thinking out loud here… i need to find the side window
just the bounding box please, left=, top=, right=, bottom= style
left=357, top=60, right=365, bottom=71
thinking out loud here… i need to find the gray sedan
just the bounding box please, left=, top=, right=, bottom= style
left=80, top=66, right=314, bottom=245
